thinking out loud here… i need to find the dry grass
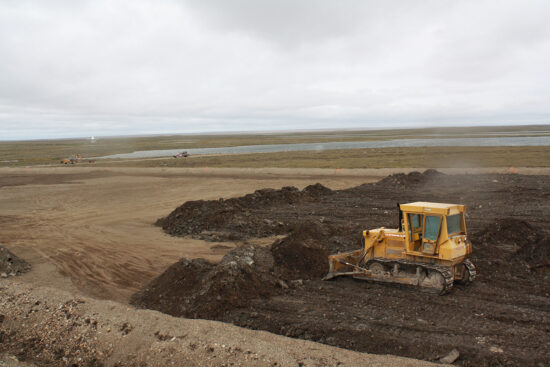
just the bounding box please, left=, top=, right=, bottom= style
left=1, top=125, right=548, bottom=167
left=103, top=146, right=550, bottom=169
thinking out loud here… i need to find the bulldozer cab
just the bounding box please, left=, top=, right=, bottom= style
left=400, top=202, right=466, bottom=256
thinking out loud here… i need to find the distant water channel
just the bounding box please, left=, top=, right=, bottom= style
left=99, top=136, right=550, bottom=159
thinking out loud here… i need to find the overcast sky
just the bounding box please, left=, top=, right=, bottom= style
left=1, top=0, right=549, bottom=140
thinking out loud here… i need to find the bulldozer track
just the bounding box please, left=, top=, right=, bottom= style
left=463, top=258, right=477, bottom=282
left=365, top=258, right=455, bottom=295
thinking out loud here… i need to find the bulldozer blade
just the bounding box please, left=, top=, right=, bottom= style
left=324, top=249, right=368, bottom=280
left=323, top=271, right=365, bottom=280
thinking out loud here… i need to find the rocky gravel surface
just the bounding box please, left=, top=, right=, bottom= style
left=0, top=281, right=442, bottom=367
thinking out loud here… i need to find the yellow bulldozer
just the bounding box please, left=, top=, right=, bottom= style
left=324, top=202, right=476, bottom=294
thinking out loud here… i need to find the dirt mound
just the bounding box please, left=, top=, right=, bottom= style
left=0, top=246, right=30, bottom=277
left=131, top=246, right=280, bottom=319
left=129, top=258, right=215, bottom=316
left=517, top=236, right=550, bottom=269
left=132, top=224, right=335, bottom=318
left=156, top=199, right=291, bottom=240
left=473, top=218, right=550, bottom=270
left=378, top=169, right=446, bottom=186
left=476, top=218, right=544, bottom=249
left=272, top=223, right=330, bottom=280
left=156, top=184, right=334, bottom=240
left=302, top=183, right=333, bottom=197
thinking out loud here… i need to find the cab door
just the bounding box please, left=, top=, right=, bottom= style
left=422, top=215, right=442, bottom=255
left=407, top=213, right=424, bottom=251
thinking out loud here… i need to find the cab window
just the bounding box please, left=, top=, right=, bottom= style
left=410, top=214, right=421, bottom=229
left=408, top=213, right=424, bottom=242
left=447, top=213, right=463, bottom=235
left=424, top=216, right=441, bottom=241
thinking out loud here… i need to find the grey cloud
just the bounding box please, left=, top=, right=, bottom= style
left=0, top=0, right=549, bottom=140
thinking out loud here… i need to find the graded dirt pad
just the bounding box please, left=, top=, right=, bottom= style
left=146, top=170, right=550, bottom=366
left=0, top=246, right=30, bottom=276
left=0, top=167, right=371, bottom=302
left=0, top=170, right=120, bottom=187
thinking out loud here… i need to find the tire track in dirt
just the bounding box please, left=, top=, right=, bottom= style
left=0, top=169, right=373, bottom=302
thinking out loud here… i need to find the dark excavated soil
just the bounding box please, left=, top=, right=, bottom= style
left=271, top=222, right=330, bottom=281
left=138, top=171, right=550, bottom=366
left=131, top=246, right=282, bottom=319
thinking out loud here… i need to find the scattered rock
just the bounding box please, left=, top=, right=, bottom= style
left=0, top=246, right=30, bottom=276
left=489, top=346, right=504, bottom=354
left=277, top=280, right=289, bottom=289
left=439, top=348, right=459, bottom=364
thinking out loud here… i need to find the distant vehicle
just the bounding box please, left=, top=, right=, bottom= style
left=60, top=154, right=82, bottom=165
left=173, top=151, right=189, bottom=158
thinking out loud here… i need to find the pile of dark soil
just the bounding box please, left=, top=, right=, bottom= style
left=131, top=246, right=281, bottom=319
left=156, top=184, right=333, bottom=240
left=473, top=218, right=550, bottom=270
left=132, top=222, right=337, bottom=318
left=130, top=258, right=215, bottom=317
left=377, top=169, right=446, bottom=186
left=301, top=183, right=334, bottom=197
left=517, top=237, right=550, bottom=269
left=272, top=222, right=329, bottom=280
left=476, top=218, right=544, bottom=249
left=0, top=246, right=30, bottom=277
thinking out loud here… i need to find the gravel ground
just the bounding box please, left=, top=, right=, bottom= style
left=0, top=354, right=36, bottom=367
left=0, top=281, right=443, bottom=367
